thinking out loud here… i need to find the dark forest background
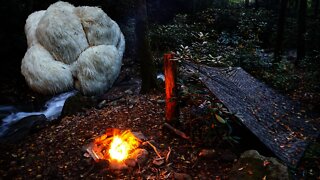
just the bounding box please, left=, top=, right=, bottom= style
left=0, top=0, right=319, bottom=111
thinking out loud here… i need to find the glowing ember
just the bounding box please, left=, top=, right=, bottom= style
left=92, top=129, right=140, bottom=162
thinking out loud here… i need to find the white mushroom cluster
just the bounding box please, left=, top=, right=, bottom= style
left=21, top=1, right=125, bottom=95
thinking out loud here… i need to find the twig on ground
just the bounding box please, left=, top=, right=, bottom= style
left=166, top=147, right=171, bottom=163
left=163, top=123, right=191, bottom=141
left=146, top=141, right=162, bottom=158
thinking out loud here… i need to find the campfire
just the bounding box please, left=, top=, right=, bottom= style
left=86, top=128, right=148, bottom=170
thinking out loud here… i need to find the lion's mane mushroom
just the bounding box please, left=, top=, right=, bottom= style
left=21, top=1, right=125, bottom=95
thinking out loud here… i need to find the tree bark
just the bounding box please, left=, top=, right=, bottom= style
left=274, top=0, right=288, bottom=63
left=135, top=0, right=157, bottom=94
left=245, top=0, right=249, bottom=8
left=297, top=0, right=307, bottom=62
left=265, top=0, right=277, bottom=10
left=313, top=0, right=319, bottom=17
left=164, top=53, right=179, bottom=123
left=255, top=0, right=259, bottom=9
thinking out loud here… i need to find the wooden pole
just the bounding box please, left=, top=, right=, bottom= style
left=164, top=53, right=178, bottom=123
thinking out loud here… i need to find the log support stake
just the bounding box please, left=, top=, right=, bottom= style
left=164, top=53, right=179, bottom=123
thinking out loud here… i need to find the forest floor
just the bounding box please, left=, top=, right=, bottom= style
left=0, top=65, right=319, bottom=179
left=0, top=89, right=234, bottom=179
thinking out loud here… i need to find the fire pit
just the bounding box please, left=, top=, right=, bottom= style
left=85, top=128, right=149, bottom=170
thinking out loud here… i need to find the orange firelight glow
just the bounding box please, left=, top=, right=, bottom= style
left=108, top=130, right=140, bottom=162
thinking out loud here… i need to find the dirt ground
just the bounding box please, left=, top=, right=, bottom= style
left=0, top=65, right=318, bottom=179
left=0, top=88, right=238, bottom=179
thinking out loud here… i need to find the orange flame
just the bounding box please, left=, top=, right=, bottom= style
left=108, top=130, right=140, bottom=162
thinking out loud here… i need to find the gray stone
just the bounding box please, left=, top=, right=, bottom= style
left=229, top=150, right=289, bottom=180
left=0, top=114, right=47, bottom=143
left=131, top=148, right=149, bottom=165
left=132, top=131, right=148, bottom=141
left=61, top=92, right=97, bottom=117
left=220, top=149, right=237, bottom=162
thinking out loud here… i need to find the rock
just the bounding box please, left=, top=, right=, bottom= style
left=124, top=89, right=133, bottom=95
left=229, top=150, right=289, bottom=180
left=132, top=131, right=148, bottom=141
left=61, top=92, right=97, bottom=117
left=219, top=149, right=237, bottom=162
left=130, top=148, right=148, bottom=165
left=124, top=158, right=136, bottom=167
left=0, top=106, right=17, bottom=121
left=108, top=160, right=128, bottom=170
left=173, top=172, right=192, bottom=180
left=97, top=100, right=107, bottom=109
left=0, top=114, right=47, bottom=143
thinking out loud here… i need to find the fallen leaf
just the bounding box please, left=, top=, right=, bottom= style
left=215, top=114, right=226, bottom=124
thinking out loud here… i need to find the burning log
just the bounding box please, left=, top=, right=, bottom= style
left=164, top=53, right=179, bottom=123
left=85, top=128, right=148, bottom=170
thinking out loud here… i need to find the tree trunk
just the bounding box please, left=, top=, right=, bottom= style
left=255, top=0, right=259, bottom=9
left=265, top=0, right=277, bottom=10
left=135, top=0, right=157, bottom=94
left=313, top=0, right=319, bottom=17
left=274, top=0, right=288, bottom=63
left=245, top=0, right=249, bottom=8
left=297, top=0, right=307, bottom=62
